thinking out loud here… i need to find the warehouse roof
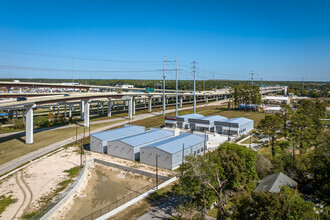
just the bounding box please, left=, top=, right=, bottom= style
left=223, top=117, right=253, bottom=126
left=91, top=125, right=145, bottom=141
left=117, top=128, right=174, bottom=147
left=200, top=115, right=228, bottom=123
left=177, top=113, right=204, bottom=119
left=255, top=172, right=298, bottom=193
left=142, top=133, right=204, bottom=154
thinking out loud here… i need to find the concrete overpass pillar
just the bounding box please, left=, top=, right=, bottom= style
left=206, top=96, right=208, bottom=103
left=83, top=100, right=90, bottom=127
left=80, top=100, right=85, bottom=120
left=132, top=97, right=136, bottom=115
left=69, top=104, right=72, bottom=118
left=97, top=102, right=100, bottom=114
left=216, top=96, right=218, bottom=101
left=57, top=104, right=60, bottom=115
left=102, top=102, right=104, bottom=115
left=7, top=110, right=14, bottom=119
left=128, top=97, right=133, bottom=120
left=64, top=105, right=67, bottom=118
left=25, top=105, right=34, bottom=144
left=180, top=96, right=183, bottom=107
left=107, top=99, right=112, bottom=117
left=148, top=97, right=152, bottom=112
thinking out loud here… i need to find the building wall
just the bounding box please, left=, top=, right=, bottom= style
left=140, top=148, right=172, bottom=170
left=140, top=141, right=205, bottom=170
left=107, top=141, right=135, bottom=161
left=216, top=121, right=253, bottom=135
left=90, top=136, right=106, bottom=153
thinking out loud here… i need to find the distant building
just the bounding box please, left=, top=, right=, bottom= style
left=263, top=96, right=290, bottom=104
left=116, top=84, right=134, bottom=88
left=165, top=113, right=204, bottom=129
left=188, top=115, right=228, bottom=132
left=140, top=133, right=205, bottom=170
left=255, top=172, right=298, bottom=193
left=215, top=117, right=254, bottom=135
left=264, top=106, right=282, bottom=114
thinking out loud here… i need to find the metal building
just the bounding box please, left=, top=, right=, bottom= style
left=214, top=117, right=254, bottom=135
left=140, top=133, right=205, bottom=170
left=107, top=128, right=175, bottom=161
left=188, top=115, right=228, bottom=131
left=165, top=113, right=204, bottom=129
left=90, top=124, right=145, bottom=154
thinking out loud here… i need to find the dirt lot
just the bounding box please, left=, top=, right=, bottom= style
left=58, top=163, right=155, bottom=220
left=0, top=147, right=80, bottom=219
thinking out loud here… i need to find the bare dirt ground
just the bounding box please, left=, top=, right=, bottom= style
left=51, top=163, right=156, bottom=220
left=0, top=147, right=80, bottom=219
left=87, top=151, right=176, bottom=177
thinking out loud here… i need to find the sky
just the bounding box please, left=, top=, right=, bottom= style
left=0, top=0, right=329, bottom=81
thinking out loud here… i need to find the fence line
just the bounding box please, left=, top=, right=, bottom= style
left=81, top=182, right=156, bottom=220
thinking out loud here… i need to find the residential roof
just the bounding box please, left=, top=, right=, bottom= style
left=91, top=124, right=145, bottom=141
left=255, top=172, right=298, bottom=193
left=177, top=113, right=204, bottom=120
left=142, top=133, right=204, bottom=154
left=117, top=128, right=174, bottom=147
left=223, top=117, right=253, bottom=126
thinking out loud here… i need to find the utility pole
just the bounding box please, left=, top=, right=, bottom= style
left=193, top=61, right=196, bottom=114
left=72, top=58, right=75, bottom=84
left=163, top=56, right=166, bottom=116
left=156, top=154, right=159, bottom=189
left=260, top=77, right=263, bottom=101
left=175, top=56, right=178, bottom=117
left=204, top=129, right=207, bottom=156
left=302, top=76, right=304, bottom=92
left=251, top=71, right=254, bottom=86
left=181, top=143, right=184, bottom=177
left=203, top=67, right=205, bottom=91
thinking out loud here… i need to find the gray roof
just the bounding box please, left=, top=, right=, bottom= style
left=255, top=172, right=298, bottom=193
left=200, top=115, right=228, bottom=123
left=223, top=117, right=253, bottom=126
left=142, top=133, right=204, bottom=154
left=91, top=124, right=145, bottom=141
left=117, top=128, right=174, bottom=147
left=177, top=113, right=204, bottom=120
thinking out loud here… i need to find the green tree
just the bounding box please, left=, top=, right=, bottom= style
left=233, top=186, right=318, bottom=219
left=256, top=115, right=283, bottom=157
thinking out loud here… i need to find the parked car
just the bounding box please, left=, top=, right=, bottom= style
left=64, top=94, right=70, bottom=97
left=17, top=97, right=27, bottom=101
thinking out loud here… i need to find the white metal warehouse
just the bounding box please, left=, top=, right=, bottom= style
left=188, top=115, right=228, bottom=131
left=107, top=128, right=175, bottom=160
left=214, top=117, right=254, bottom=135
left=165, top=113, right=204, bottom=129
left=140, top=133, right=205, bottom=170
left=90, top=124, right=145, bottom=154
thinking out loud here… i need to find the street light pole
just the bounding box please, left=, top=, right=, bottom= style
left=175, top=56, right=178, bottom=117
left=163, top=56, right=166, bottom=116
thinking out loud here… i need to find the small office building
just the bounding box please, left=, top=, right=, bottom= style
left=90, top=124, right=145, bottom=154
left=140, top=133, right=205, bottom=170
left=107, top=128, right=174, bottom=161
left=215, top=117, right=254, bottom=135
left=176, top=113, right=204, bottom=129
left=188, top=115, right=228, bottom=131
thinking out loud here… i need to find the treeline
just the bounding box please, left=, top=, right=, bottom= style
left=2, top=78, right=329, bottom=93
left=232, top=85, right=261, bottom=107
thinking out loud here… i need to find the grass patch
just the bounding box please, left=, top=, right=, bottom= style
left=0, top=120, right=119, bottom=165
left=64, top=166, right=81, bottom=178
left=0, top=195, right=17, bottom=215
